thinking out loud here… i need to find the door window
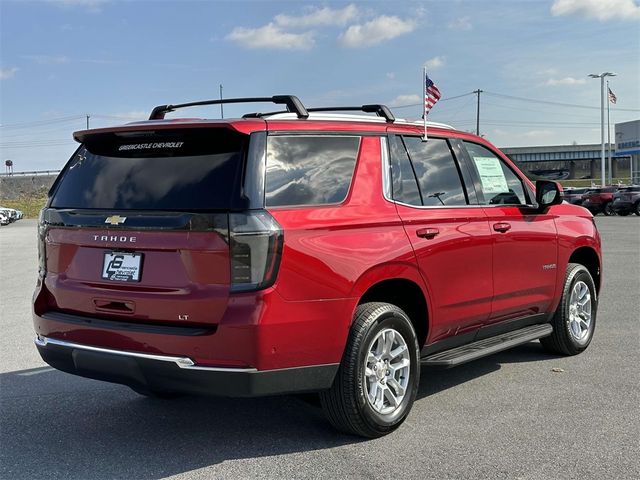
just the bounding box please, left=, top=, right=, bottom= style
left=388, top=135, right=422, bottom=206
left=403, top=137, right=467, bottom=206
left=463, top=142, right=528, bottom=205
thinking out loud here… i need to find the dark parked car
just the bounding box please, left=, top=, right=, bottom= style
left=582, top=187, right=619, bottom=215
left=612, top=186, right=640, bottom=216
left=33, top=95, right=602, bottom=438
left=563, top=187, right=588, bottom=206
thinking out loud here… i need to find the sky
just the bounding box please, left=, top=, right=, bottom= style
left=1, top=0, right=639, bottom=171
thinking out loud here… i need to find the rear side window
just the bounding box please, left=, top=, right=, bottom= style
left=389, top=135, right=421, bottom=206
left=51, top=128, right=248, bottom=211
left=463, top=142, right=528, bottom=205
left=265, top=136, right=360, bottom=207
left=402, top=137, right=467, bottom=206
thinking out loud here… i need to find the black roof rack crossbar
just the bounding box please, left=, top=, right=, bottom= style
left=242, top=104, right=396, bottom=123
left=306, top=105, right=395, bottom=123
left=148, top=95, right=309, bottom=120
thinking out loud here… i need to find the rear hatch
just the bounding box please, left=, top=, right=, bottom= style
left=38, top=125, right=281, bottom=327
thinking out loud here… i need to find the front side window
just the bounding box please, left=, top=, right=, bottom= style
left=265, top=136, right=360, bottom=207
left=463, top=142, right=528, bottom=205
left=403, top=137, right=467, bottom=206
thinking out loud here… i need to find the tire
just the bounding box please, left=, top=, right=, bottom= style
left=320, top=302, right=420, bottom=438
left=603, top=202, right=614, bottom=216
left=635, top=202, right=640, bottom=216
left=617, top=210, right=630, bottom=216
left=541, top=263, right=597, bottom=356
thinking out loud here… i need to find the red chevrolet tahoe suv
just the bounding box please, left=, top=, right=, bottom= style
left=33, top=96, right=602, bottom=438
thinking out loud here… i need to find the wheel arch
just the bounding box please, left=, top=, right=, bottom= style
left=354, top=274, right=430, bottom=350
left=569, top=246, right=601, bottom=293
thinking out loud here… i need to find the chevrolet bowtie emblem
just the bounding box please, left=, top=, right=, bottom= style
left=105, top=215, right=127, bottom=225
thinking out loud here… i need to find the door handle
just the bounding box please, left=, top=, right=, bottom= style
left=416, top=228, right=440, bottom=239
left=493, top=222, right=511, bottom=233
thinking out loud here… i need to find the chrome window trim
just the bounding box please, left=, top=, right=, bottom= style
left=35, top=335, right=257, bottom=372
left=380, top=136, right=392, bottom=200
left=388, top=200, right=537, bottom=210
left=380, top=137, right=536, bottom=210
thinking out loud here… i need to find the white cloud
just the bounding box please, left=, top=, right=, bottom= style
left=522, top=129, right=554, bottom=138
left=0, top=67, right=18, bottom=80
left=226, top=23, right=315, bottom=50
left=339, top=16, right=416, bottom=48
left=544, top=77, right=587, bottom=86
left=424, top=56, right=446, bottom=70
left=23, top=54, right=70, bottom=65
left=274, top=4, right=359, bottom=28
left=551, top=0, right=640, bottom=21
left=389, top=94, right=421, bottom=107
left=538, top=68, right=559, bottom=76
left=448, top=16, right=472, bottom=30
left=49, top=0, right=108, bottom=13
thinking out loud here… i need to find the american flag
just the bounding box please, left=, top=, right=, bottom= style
left=608, top=87, right=617, bottom=104
left=424, top=73, right=442, bottom=116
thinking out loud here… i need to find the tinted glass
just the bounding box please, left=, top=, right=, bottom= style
left=265, top=136, right=359, bottom=207
left=51, top=129, right=247, bottom=210
left=403, top=137, right=467, bottom=206
left=463, top=142, right=527, bottom=205
left=389, top=135, right=421, bottom=206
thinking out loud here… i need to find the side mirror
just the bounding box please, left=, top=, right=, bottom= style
left=536, top=180, right=563, bottom=211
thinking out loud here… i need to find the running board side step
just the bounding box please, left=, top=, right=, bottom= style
left=421, top=324, right=553, bottom=368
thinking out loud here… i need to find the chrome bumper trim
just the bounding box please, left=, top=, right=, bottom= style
left=34, top=335, right=257, bottom=373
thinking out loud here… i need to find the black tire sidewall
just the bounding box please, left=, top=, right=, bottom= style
left=355, top=309, right=420, bottom=432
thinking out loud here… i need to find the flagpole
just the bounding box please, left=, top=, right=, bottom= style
left=423, top=66, right=428, bottom=142
left=607, top=80, right=612, bottom=184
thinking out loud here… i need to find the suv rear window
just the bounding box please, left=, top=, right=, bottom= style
left=50, top=129, right=247, bottom=211
left=265, top=135, right=360, bottom=207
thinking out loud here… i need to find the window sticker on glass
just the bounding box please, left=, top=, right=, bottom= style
left=472, top=156, right=509, bottom=194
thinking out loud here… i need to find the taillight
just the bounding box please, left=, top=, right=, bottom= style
left=229, top=211, right=283, bottom=292
left=37, top=209, right=48, bottom=278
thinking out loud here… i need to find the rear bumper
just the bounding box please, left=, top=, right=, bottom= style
left=35, top=335, right=338, bottom=397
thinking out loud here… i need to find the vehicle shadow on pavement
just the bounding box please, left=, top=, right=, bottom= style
left=0, top=341, right=561, bottom=480
left=0, top=367, right=356, bottom=480
left=417, top=341, right=563, bottom=399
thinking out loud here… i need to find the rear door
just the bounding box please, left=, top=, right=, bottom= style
left=460, top=141, right=558, bottom=324
left=388, top=134, right=493, bottom=341
left=43, top=127, right=255, bottom=326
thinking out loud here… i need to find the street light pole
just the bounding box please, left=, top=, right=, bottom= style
left=607, top=80, right=612, bottom=184
left=589, top=72, right=616, bottom=187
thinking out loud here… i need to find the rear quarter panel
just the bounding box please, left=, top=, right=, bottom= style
left=267, top=135, right=425, bottom=327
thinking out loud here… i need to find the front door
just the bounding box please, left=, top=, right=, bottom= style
left=460, top=141, right=558, bottom=324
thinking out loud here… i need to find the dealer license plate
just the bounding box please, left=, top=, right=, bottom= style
left=101, top=252, right=143, bottom=283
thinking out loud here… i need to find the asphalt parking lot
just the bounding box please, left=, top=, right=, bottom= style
left=1, top=217, right=638, bottom=480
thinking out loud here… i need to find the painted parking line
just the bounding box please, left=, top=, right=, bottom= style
left=17, top=367, right=54, bottom=376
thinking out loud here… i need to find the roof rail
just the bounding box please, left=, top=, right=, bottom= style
left=243, top=104, right=396, bottom=123
left=148, top=95, right=309, bottom=120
